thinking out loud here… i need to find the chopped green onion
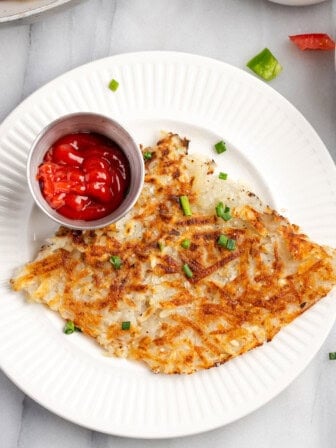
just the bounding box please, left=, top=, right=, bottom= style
left=329, top=352, right=336, bottom=360
left=222, top=211, right=232, bottom=222
left=179, top=196, right=192, bottom=216
left=121, top=321, right=131, bottom=330
left=63, top=320, right=81, bottom=335
left=64, top=320, right=75, bottom=334
left=218, top=235, right=236, bottom=251
left=214, top=140, right=227, bottom=154
left=216, top=202, right=232, bottom=221
left=183, top=263, right=193, bottom=278
left=110, top=255, right=122, bottom=270
left=218, top=234, right=228, bottom=247
left=143, top=151, right=153, bottom=161
left=219, top=172, right=228, bottom=180
left=158, top=241, right=164, bottom=251
left=246, top=48, right=282, bottom=81
left=108, top=78, right=119, bottom=91
left=226, top=238, right=236, bottom=251
left=181, top=239, right=191, bottom=249
left=216, top=201, right=225, bottom=218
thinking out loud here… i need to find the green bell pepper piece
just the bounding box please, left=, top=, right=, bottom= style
left=246, top=48, right=282, bottom=81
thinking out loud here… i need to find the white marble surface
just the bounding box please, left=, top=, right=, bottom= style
left=0, top=0, right=336, bottom=447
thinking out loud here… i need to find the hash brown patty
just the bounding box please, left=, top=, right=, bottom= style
left=11, top=133, right=336, bottom=374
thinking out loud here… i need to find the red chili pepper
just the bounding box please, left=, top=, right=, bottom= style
left=289, top=34, right=335, bottom=51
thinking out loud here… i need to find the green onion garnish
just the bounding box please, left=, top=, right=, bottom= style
left=222, top=211, right=232, bottom=222
left=143, top=151, right=153, bottom=161
left=158, top=241, right=164, bottom=251
left=121, top=321, right=131, bottom=330
left=216, top=202, right=225, bottom=218
left=110, top=255, right=122, bottom=270
left=108, top=78, right=119, bottom=91
left=64, top=321, right=75, bottom=334
left=218, top=234, right=228, bottom=247
left=183, top=263, right=193, bottom=278
left=214, top=140, right=227, bottom=154
left=226, top=238, right=236, bottom=251
left=215, top=202, right=231, bottom=221
left=179, top=196, right=192, bottom=216
left=329, top=352, right=336, bottom=360
left=181, top=239, right=191, bottom=249
left=63, top=320, right=81, bottom=335
left=219, top=172, right=228, bottom=180
left=217, top=235, right=236, bottom=251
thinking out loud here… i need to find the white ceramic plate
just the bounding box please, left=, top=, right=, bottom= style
left=0, top=52, right=335, bottom=438
left=267, top=0, right=327, bottom=5
left=0, top=0, right=78, bottom=23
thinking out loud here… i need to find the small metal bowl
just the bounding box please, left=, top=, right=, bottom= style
left=27, top=112, right=144, bottom=230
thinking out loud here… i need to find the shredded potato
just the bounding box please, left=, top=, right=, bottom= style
left=11, top=133, right=336, bottom=374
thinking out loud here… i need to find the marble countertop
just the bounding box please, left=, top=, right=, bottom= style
left=0, top=0, right=335, bottom=447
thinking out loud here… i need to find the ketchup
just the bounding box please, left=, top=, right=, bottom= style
left=37, top=132, right=130, bottom=221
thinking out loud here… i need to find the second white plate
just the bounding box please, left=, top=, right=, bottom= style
left=267, top=0, right=327, bottom=5
left=0, top=0, right=79, bottom=23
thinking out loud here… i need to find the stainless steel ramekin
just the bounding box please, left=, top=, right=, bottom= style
left=27, top=112, right=144, bottom=230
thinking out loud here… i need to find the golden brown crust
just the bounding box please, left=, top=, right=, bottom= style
left=11, top=133, right=336, bottom=374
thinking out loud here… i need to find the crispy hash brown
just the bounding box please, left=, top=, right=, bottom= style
left=11, top=133, right=336, bottom=374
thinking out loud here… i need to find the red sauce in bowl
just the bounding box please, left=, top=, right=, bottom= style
left=37, top=132, right=130, bottom=221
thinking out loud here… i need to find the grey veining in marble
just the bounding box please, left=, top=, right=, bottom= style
left=0, top=1, right=335, bottom=447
